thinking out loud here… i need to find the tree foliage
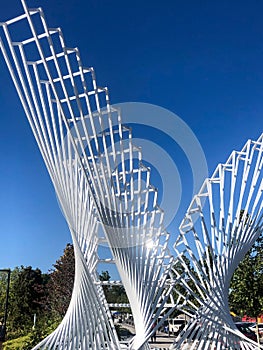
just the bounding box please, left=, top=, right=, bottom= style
left=0, top=272, right=9, bottom=323
left=229, top=233, right=263, bottom=318
left=0, top=244, right=75, bottom=344
left=171, top=254, right=201, bottom=314
left=10, top=267, right=48, bottom=329
left=0, top=266, right=50, bottom=340
left=99, top=270, right=128, bottom=305
left=47, top=243, right=75, bottom=318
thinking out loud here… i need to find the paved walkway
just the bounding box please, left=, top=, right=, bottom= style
left=121, top=323, right=176, bottom=349
left=121, top=323, right=263, bottom=349
left=149, top=333, right=175, bottom=349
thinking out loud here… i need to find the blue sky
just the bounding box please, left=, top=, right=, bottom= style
left=0, top=0, right=262, bottom=274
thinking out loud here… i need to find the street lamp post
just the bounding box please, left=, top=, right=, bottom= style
left=0, top=269, right=11, bottom=342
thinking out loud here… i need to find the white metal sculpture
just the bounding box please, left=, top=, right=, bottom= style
left=172, top=134, right=263, bottom=350
left=0, top=1, right=176, bottom=349
left=0, top=1, right=263, bottom=350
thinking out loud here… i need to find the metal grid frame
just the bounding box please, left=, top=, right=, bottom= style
left=0, top=1, right=176, bottom=349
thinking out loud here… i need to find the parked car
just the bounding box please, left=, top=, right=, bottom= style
left=117, top=327, right=134, bottom=341
left=250, top=323, right=263, bottom=339
left=235, top=322, right=257, bottom=342
left=239, top=322, right=256, bottom=329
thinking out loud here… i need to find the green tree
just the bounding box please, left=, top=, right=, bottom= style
left=171, top=254, right=201, bottom=313
left=99, top=271, right=128, bottom=305
left=229, top=233, right=263, bottom=318
left=48, top=244, right=75, bottom=318
left=108, top=285, right=129, bottom=304
left=7, top=266, right=49, bottom=335
left=99, top=270, right=111, bottom=300
left=0, top=271, right=9, bottom=324
left=1, top=244, right=76, bottom=347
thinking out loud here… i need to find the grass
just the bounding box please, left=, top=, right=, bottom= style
left=3, top=335, right=30, bottom=350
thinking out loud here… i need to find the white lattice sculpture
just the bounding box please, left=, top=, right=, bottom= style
left=1, top=2, right=263, bottom=350
left=0, top=1, right=176, bottom=349
left=172, top=134, right=263, bottom=350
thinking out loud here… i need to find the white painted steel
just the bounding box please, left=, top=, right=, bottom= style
left=0, top=1, right=175, bottom=349
left=172, top=134, right=263, bottom=350
left=1, top=2, right=263, bottom=350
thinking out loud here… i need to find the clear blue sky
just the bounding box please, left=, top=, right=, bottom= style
left=0, top=0, right=262, bottom=274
